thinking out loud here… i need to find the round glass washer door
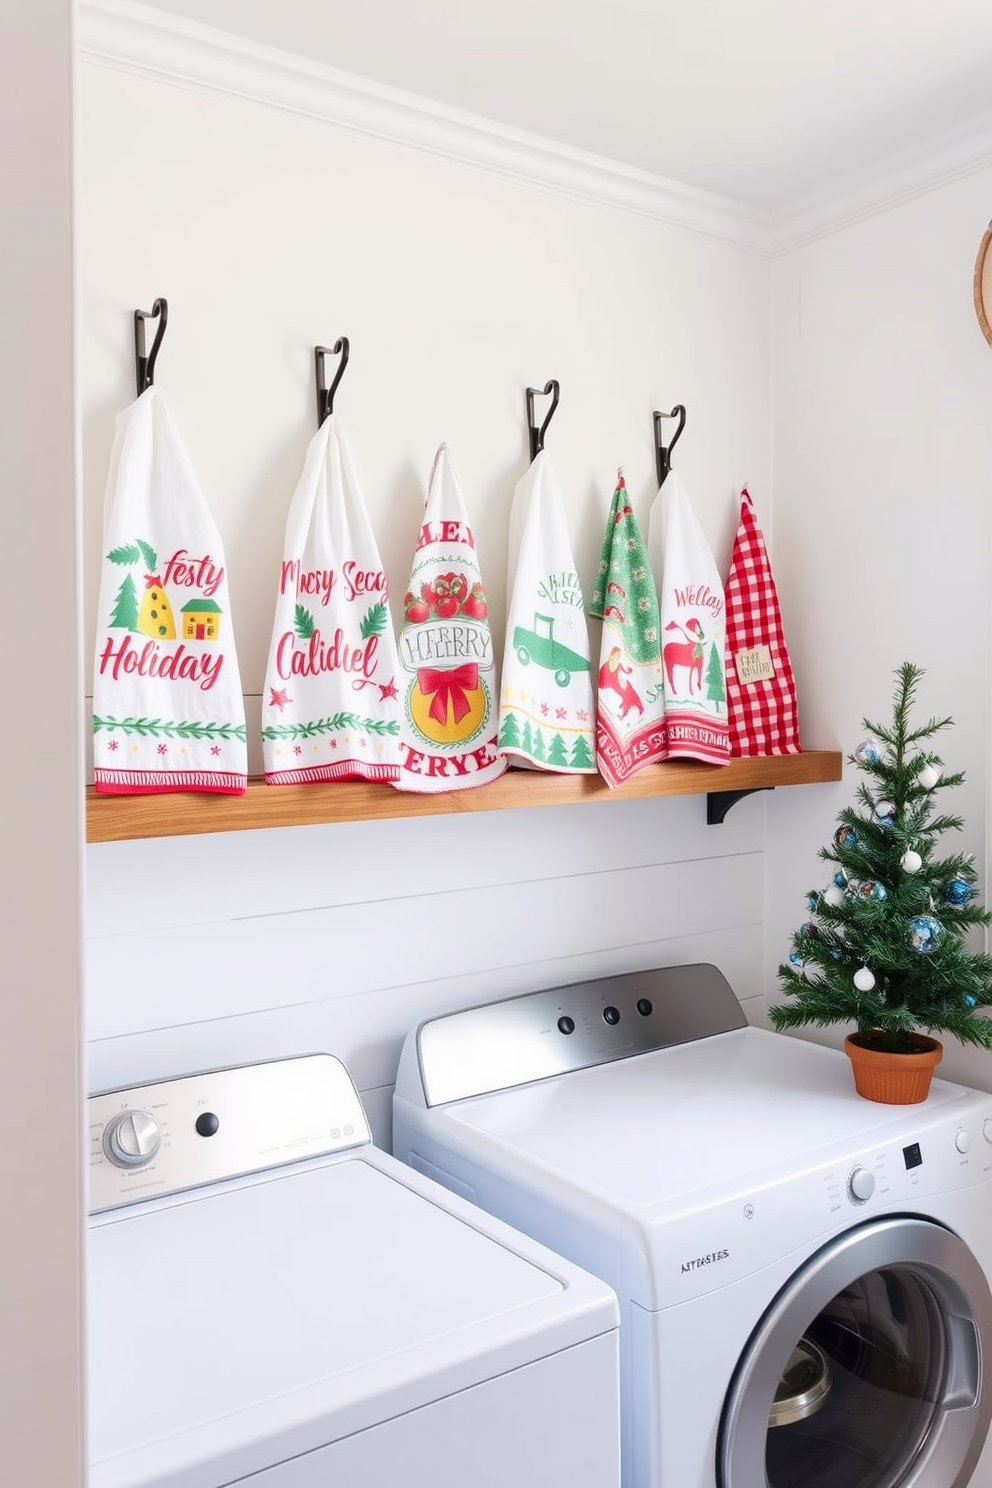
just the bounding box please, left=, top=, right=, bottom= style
left=718, top=1217, right=992, bottom=1488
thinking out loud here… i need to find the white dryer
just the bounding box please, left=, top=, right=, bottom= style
left=86, top=1054, right=621, bottom=1488
left=392, top=964, right=992, bottom=1488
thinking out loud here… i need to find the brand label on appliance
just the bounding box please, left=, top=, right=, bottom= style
left=681, top=1248, right=730, bottom=1273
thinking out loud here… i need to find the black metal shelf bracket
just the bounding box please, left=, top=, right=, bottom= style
left=706, top=786, right=773, bottom=825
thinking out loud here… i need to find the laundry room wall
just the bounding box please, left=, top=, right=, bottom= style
left=79, top=8, right=786, bottom=1145
left=763, top=165, right=992, bottom=1090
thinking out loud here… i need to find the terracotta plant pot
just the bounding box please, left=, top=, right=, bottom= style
left=843, top=1032, right=943, bottom=1105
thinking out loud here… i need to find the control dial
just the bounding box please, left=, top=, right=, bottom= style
left=847, top=1166, right=876, bottom=1204
left=103, top=1109, right=162, bottom=1169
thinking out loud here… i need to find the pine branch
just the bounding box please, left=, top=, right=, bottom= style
left=260, top=713, right=400, bottom=741
left=360, top=602, right=389, bottom=639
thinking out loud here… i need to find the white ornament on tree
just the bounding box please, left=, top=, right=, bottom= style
left=823, top=884, right=845, bottom=908
left=854, top=966, right=876, bottom=992
left=901, top=849, right=923, bottom=874
left=918, top=764, right=941, bottom=790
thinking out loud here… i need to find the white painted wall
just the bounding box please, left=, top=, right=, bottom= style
left=766, top=167, right=992, bottom=1092
left=0, top=2, right=85, bottom=1483
left=78, top=44, right=777, bottom=1139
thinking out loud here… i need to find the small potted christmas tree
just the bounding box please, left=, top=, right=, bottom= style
left=770, top=662, right=992, bottom=1103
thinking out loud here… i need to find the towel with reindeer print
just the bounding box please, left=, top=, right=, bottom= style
left=261, top=415, right=401, bottom=784
left=589, top=470, right=667, bottom=787
left=648, top=471, right=730, bottom=766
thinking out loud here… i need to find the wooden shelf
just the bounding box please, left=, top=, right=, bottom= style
left=86, top=750, right=842, bottom=843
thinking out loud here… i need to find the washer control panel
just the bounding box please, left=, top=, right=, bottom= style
left=818, top=1103, right=992, bottom=1223
left=88, top=1054, right=370, bottom=1213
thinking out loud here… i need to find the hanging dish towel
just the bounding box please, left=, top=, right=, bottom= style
left=260, top=416, right=401, bottom=784
left=647, top=471, right=730, bottom=765
left=589, top=470, right=667, bottom=787
left=724, top=485, right=802, bottom=755
left=394, top=445, right=507, bottom=792
left=92, top=388, right=247, bottom=794
left=499, top=450, right=596, bottom=772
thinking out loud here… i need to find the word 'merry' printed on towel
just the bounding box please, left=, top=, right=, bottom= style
left=394, top=445, right=507, bottom=793
left=92, top=388, right=247, bottom=794
left=499, top=449, right=596, bottom=772
left=260, top=415, right=401, bottom=784
left=589, top=470, right=667, bottom=787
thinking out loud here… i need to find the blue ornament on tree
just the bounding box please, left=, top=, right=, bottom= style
left=908, top=915, right=944, bottom=954
left=966, top=995, right=977, bottom=1008
left=799, top=922, right=818, bottom=939
left=859, top=881, right=888, bottom=901
left=874, top=800, right=896, bottom=823
left=834, top=826, right=858, bottom=850
left=789, top=949, right=805, bottom=967
left=833, top=870, right=848, bottom=889
left=806, top=891, right=819, bottom=913
left=854, top=741, right=880, bottom=765
left=944, top=877, right=972, bottom=907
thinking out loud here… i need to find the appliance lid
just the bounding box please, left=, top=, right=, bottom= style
left=438, top=1026, right=973, bottom=1212
left=87, top=1154, right=582, bottom=1487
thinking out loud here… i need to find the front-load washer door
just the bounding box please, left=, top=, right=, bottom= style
left=718, top=1218, right=992, bottom=1488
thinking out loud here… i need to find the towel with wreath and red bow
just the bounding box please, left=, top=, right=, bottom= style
left=394, top=445, right=506, bottom=792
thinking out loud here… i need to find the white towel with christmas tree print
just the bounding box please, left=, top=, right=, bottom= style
left=394, top=444, right=507, bottom=792
left=589, top=470, right=667, bottom=787
left=260, top=415, right=401, bottom=784
left=499, top=451, right=595, bottom=772
left=92, top=388, right=247, bottom=794
left=647, top=471, right=729, bottom=765
left=724, top=485, right=802, bottom=756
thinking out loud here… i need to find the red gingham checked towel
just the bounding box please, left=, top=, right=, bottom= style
left=724, top=486, right=801, bottom=756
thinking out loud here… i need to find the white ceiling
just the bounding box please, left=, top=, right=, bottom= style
left=138, top=0, right=992, bottom=217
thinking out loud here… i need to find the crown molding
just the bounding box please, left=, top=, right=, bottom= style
left=770, top=118, right=992, bottom=253
left=77, top=1, right=992, bottom=258
left=77, top=0, right=771, bottom=252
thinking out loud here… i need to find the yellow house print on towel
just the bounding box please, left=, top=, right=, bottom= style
left=181, top=598, right=222, bottom=642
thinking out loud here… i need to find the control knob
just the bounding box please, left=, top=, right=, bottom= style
left=103, top=1109, right=162, bottom=1169
left=847, top=1166, right=876, bottom=1204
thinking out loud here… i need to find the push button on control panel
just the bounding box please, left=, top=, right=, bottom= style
left=557, top=1016, right=575, bottom=1035
left=195, top=1111, right=220, bottom=1138
left=955, top=1128, right=971, bottom=1155
left=603, top=1006, right=621, bottom=1025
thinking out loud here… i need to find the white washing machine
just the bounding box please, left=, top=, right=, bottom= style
left=392, top=964, right=992, bottom=1488
left=86, top=1054, right=621, bottom=1488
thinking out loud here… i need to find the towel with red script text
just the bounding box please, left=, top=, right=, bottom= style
left=261, top=415, right=401, bottom=784
left=92, top=387, right=247, bottom=794
left=647, top=470, right=729, bottom=765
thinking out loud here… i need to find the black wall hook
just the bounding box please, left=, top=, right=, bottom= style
left=134, top=298, right=168, bottom=397
left=653, top=404, right=686, bottom=487
left=526, top=378, right=560, bottom=462
left=315, top=338, right=350, bottom=425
